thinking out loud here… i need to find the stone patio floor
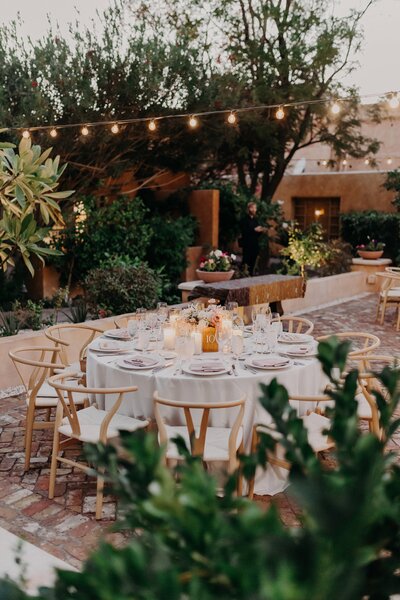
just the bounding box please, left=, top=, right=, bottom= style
left=0, top=293, right=398, bottom=569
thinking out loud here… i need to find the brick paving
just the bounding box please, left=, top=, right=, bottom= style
left=0, top=292, right=398, bottom=568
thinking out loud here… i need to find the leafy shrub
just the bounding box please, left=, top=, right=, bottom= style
left=383, top=168, right=400, bottom=211
left=84, top=261, right=160, bottom=315
left=280, top=222, right=331, bottom=277
left=51, top=196, right=152, bottom=284
left=315, top=239, right=353, bottom=276
left=12, top=300, right=43, bottom=330
left=145, top=214, right=197, bottom=304
left=340, top=211, right=400, bottom=262
left=0, top=310, right=21, bottom=336
left=3, top=339, right=400, bottom=599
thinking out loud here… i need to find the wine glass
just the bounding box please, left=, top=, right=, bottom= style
left=127, top=318, right=138, bottom=340
left=157, top=302, right=168, bottom=324
left=271, top=313, right=283, bottom=342
left=137, top=328, right=151, bottom=351
left=231, top=332, right=244, bottom=365
left=216, top=324, right=230, bottom=354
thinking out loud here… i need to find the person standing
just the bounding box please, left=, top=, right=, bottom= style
left=240, top=202, right=268, bottom=275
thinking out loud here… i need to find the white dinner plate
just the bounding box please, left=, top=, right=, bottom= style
left=90, top=340, right=133, bottom=353
left=116, top=354, right=164, bottom=370
left=281, top=346, right=318, bottom=358
left=245, top=355, right=293, bottom=370
left=103, top=329, right=132, bottom=341
left=182, top=360, right=230, bottom=376
left=278, top=333, right=314, bottom=345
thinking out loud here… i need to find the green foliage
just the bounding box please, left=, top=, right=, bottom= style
left=84, top=261, right=160, bottom=315
left=0, top=265, right=25, bottom=309
left=62, top=299, right=89, bottom=324
left=280, top=222, right=331, bottom=277
left=315, top=239, right=353, bottom=277
left=384, top=169, right=400, bottom=211
left=0, top=309, right=21, bottom=336
left=51, top=196, right=152, bottom=285
left=340, top=211, right=400, bottom=262
left=145, top=214, right=197, bottom=303
left=0, top=137, right=72, bottom=275
left=0, top=1, right=379, bottom=201
left=2, top=340, right=400, bottom=598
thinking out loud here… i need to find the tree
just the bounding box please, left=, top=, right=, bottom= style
left=384, top=169, right=400, bottom=211
left=0, top=137, right=72, bottom=275
left=0, top=1, right=379, bottom=202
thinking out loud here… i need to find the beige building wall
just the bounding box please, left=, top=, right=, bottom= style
left=274, top=171, right=396, bottom=220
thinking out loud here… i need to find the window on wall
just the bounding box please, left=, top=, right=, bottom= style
left=293, top=197, right=340, bottom=239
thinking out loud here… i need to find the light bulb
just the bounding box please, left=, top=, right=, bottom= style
left=364, top=158, right=369, bottom=165
left=111, top=123, right=119, bottom=134
left=22, top=130, right=30, bottom=139
left=49, top=128, right=58, bottom=138
left=275, top=106, right=285, bottom=120
left=227, top=111, right=237, bottom=124
left=330, top=101, right=341, bottom=115
left=387, top=158, right=393, bottom=165
left=342, top=159, right=347, bottom=165
left=321, top=160, right=328, bottom=166
left=81, top=126, right=89, bottom=136
left=188, top=115, right=198, bottom=128
left=388, top=95, right=399, bottom=109
left=148, top=119, right=157, bottom=132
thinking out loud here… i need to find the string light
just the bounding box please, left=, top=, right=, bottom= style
left=364, top=158, right=369, bottom=165
left=388, top=94, right=399, bottom=109
left=22, top=130, right=30, bottom=139
left=111, top=123, right=119, bottom=134
left=387, top=157, right=393, bottom=165
left=321, top=160, right=328, bottom=166
left=7, top=87, right=400, bottom=138
left=188, top=115, right=199, bottom=128
left=330, top=100, right=341, bottom=115
left=49, top=128, right=58, bottom=138
left=342, top=159, right=347, bottom=165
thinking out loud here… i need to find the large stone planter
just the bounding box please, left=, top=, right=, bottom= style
left=195, top=269, right=234, bottom=283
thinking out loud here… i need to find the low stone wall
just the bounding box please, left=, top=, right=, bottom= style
left=282, top=271, right=371, bottom=313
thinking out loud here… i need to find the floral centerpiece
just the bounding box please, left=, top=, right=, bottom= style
left=356, top=238, right=385, bottom=260
left=196, top=249, right=236, bottom=283
left=180, top=303, right=226, bottom=351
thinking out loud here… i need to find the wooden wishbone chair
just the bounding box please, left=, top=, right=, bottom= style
left=272, top=315, right=314, bottom=335
left=316, top=331, right=380, bottom=358
left=154, top=392, right=245, bottom=494
left=8, top=346, right=85, bottom=471
left=44, top=323, right=105, bottom=368
left=247, top=393, right=334, bottom=500
left=375, top=272, right=400, bottom=330
left=354, top=354, right=399, bottom=439
left=114, top=313, right=139, bottom=329
left=47, top=372, right=149, bottom=519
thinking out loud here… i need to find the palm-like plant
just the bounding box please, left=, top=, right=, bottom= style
left=0, top=136, right=73, bottom=275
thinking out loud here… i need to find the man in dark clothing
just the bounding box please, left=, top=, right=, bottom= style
left=240, top=202, right=267, bottom=275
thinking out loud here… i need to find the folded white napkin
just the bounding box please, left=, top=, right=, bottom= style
left=107, top=329, right=130, bottom=339
left=287, top=346, right=310, bottom=355
left=189, top=360, right=225, bottom=372
left=123, top=355, right=157, bottom=367
left=252, top=357, right=290, bottom=368
left=98, top=340, right=123, bottom=351
left=279, top=333, right=300, bottom=342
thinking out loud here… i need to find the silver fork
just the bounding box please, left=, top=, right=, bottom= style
left=231, top=363, right=238, bottom=376
left=243, top=363, right=257, bottom=374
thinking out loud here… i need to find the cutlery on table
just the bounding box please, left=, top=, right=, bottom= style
left=231, top=364, right=238, bottom=376
left=243, top=364, right=257, bottom=374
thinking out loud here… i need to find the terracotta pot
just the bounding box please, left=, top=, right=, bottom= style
left=202, top=327, right=218, bottom=352
left=357, top=250, right=384, bottom=260
left=196, top=269, right=234, bottom=283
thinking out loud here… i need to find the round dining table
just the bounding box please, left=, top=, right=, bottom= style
left=87, top=336, right=327, bottom=495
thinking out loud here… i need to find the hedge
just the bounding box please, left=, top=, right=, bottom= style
left=340, top=211, right=400, bottom=263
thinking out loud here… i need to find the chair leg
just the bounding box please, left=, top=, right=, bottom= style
left=380, top=298, right=387, bottom=325
left=95, top=469, right=105, bottom=520
left=235, top=441, right=244, bottom=497
left=247, top=429, right=258, bottom=500
left=49, top=403, right=63, bottom=499
left=45, top=408, right=52, bottom=422
left=397, top=305, right=400, bottom=331
left=24, top=403, right=36, bottom=471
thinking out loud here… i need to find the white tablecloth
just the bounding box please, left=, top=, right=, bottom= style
left=87, top=345, right=327, bottom=495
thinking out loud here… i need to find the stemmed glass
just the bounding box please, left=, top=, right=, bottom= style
left=127, top=318, right=139, bottom=340
left=231, top=331, right=244, bottom=366
left=216, top=323, right=231, bottom=354
left=157, top=302, right=168, bottom=324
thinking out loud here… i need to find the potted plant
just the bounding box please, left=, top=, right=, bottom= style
left=196, top=249, right=236, bottom=283
left=356, top=238, right=385, bottom=260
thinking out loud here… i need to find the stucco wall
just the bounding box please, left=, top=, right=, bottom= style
left=273, top=171, right=395, bottom=219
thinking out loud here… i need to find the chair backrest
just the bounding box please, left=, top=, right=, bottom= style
left=9, top=346, right=63, bottom=403
left=355, top=354, right=398, bottom=439
left=44, top=323, right=104, bottom=366
left=273, top=316, right=314, bottom=334
left=153, top=392, right=245, bottom=466
left=48, top=372, right=139, bottom=442
left=316, top=331, right=380, bottom=358
left=385, top=267, right=400, bottom=275
left=114, top=313, right=138, bottom=329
